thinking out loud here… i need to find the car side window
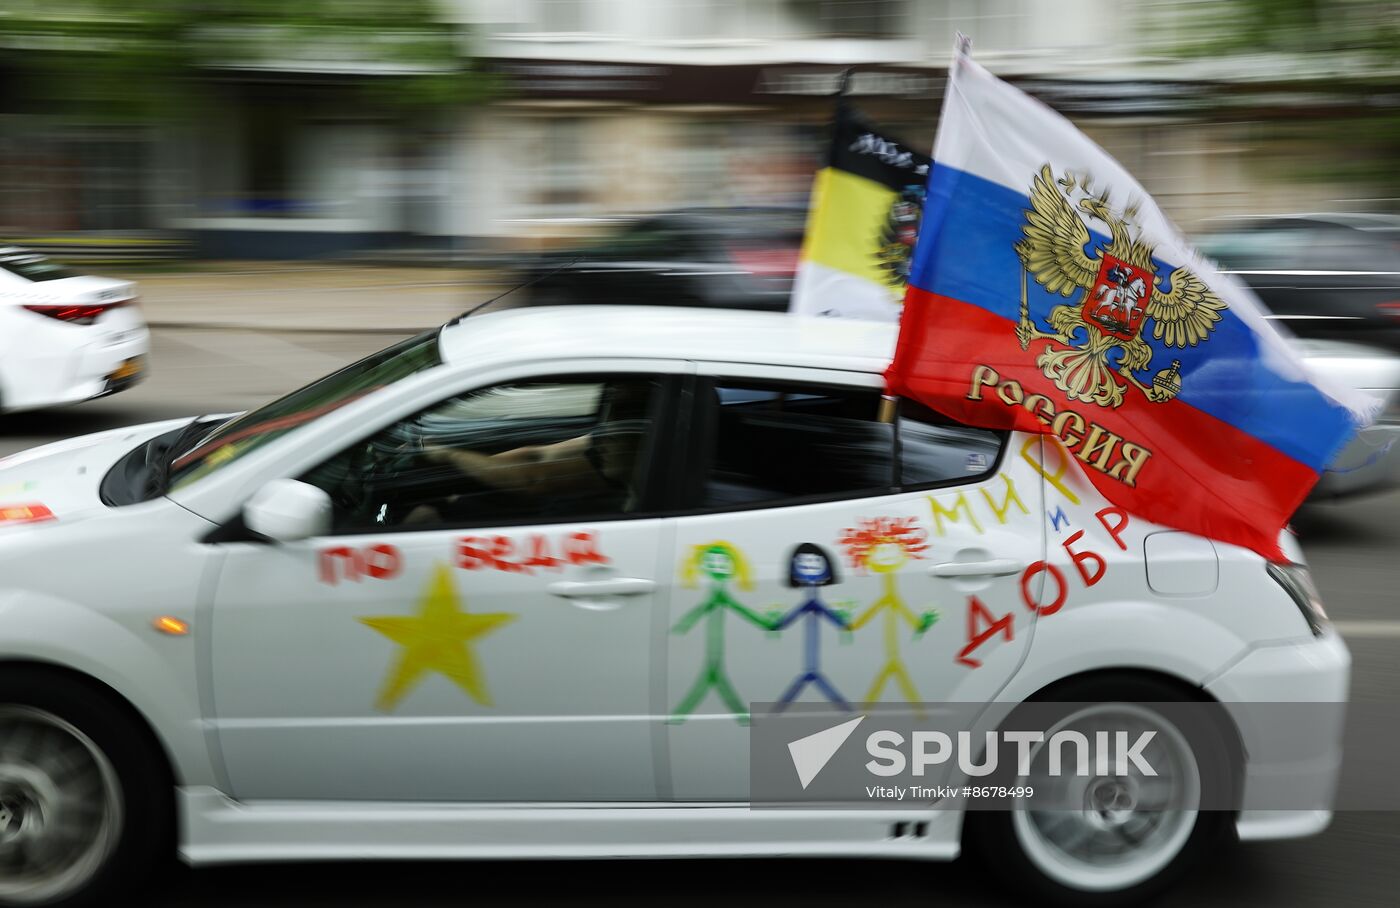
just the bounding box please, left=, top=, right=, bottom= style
left=690, top=381, right=1003, bottom=511
left=898, top=399, right=1003, bottom=487
left=300, top=376, right=665, bottom=533
left=604, top=222, right=704, bottom=261
left=1295, top=225, right=1400, bottom=272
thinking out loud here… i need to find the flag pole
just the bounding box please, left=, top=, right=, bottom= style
left=838, top=62, right=899, bottom=427
left=836, top=67, right=854, bottom=99
left=1018, top=267, right=1032, bottom=349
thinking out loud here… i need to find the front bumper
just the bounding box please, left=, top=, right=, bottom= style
left=1205, top=629, right=1350, bottom=842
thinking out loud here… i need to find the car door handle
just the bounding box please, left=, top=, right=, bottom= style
left=547, top=578, right=657, bottom=598
left=929, top=559, right=1024, bottom=578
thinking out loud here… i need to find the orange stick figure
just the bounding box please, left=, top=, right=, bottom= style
left=840, top=517, right=939, bottom=708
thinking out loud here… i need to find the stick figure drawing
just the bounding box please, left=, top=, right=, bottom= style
left=840, top=517, right=939, bottom=707
left=670, top=541, right=771, bottom=725
left=771, top=543, right=853, bottom=711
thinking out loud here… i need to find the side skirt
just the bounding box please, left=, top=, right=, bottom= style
left=179, top=787, right=962, bottom=865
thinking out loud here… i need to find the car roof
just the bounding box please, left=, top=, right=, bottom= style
left=437, top=305, right=896, bottom=375
left=1201, top=212, right=1400, bottom=234
left=646, top=206, right=805, bottom=220
left=624, top=207, right=807, bottom=230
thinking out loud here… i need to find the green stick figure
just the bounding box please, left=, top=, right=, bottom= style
left=670, top=541, right=771, bottom=725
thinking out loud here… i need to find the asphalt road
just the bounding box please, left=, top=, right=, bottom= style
left=2, top=326, right=1397, bottom=908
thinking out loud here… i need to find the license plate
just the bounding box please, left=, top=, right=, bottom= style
left=109, top=357, right=145, bottom=381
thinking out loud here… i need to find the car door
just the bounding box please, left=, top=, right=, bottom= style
left=207, top=370, right=682, bottom=803
left=664, top=367, right=1046, bottom=800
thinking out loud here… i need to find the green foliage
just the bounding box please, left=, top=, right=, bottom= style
left=0, top=0, right=488, bottom=121
left=1178, top=0, right=1400, bottom=192
left=1180, top=0, right=1400, bottom=61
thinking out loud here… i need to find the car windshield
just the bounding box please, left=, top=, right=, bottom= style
left=0, top=251, right=77, bottom=282
left=165, top=330, right=442, bottom=492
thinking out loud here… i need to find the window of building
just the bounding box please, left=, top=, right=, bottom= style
left=800, top=0, right=908, bottom=38
left=538, top=0, right=586, bottom=33
left=535, top=118, right=594, bottom=213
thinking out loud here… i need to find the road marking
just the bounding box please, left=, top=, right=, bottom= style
left=1334, top=620, right=1400, bottom=639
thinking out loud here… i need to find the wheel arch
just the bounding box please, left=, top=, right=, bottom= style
left=971, top=665, right=1247, bottom=827
left=1024, top=664, right=1246, bottom=796
left=0, top=658, right=181, bottom=789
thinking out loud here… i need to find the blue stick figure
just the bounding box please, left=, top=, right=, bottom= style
left=772, top=543, right=852, bottom=712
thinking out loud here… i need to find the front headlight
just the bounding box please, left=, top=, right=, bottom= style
left=1267, top=561, right=1329, bottom=637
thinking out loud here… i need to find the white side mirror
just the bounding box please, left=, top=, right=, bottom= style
left=243, top=479, right=331, bottom=542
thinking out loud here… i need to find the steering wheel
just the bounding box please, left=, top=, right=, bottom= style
left=323, top=423, right=425, bottom=520
left=342, top=425, right=518, bottom=527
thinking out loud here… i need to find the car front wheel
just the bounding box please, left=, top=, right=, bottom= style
left=0, top=669, right=170, bottom=908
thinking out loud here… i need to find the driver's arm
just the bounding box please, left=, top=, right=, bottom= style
left=426, top=435, right=607, bottom=495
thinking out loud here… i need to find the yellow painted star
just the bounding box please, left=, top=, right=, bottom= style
left=359, top=563, right=516, bottom=711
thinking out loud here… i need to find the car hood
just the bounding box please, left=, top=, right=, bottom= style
left=0, top=418, right=187, bottom=528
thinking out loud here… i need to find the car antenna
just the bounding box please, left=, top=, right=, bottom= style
left=447, top=255, right=583, bottom=326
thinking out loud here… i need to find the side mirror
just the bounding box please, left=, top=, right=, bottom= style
left=243, top=479, right=331, bottom=542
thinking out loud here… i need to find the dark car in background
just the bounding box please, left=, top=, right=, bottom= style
left=1196, top=214, right=1400, bottom=350
left=514, top=207, right=805, bottom=311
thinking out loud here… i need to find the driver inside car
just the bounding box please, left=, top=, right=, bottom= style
left=403, top=381, right=652, bottom=524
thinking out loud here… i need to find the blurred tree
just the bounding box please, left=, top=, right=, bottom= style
left=1182, top=0, right=1400, bottom=194
left=0, top=0, right=491, bottom=122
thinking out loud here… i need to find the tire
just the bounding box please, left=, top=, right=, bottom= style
left=965, top=673, right=1236, bottom=907
left=0, top=667, right=173, bottom=908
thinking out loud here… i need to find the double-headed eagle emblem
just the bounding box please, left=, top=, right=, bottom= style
left=1014, top=164, right=1226, bottom=408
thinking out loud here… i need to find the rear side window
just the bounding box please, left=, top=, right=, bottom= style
left=689, top=381, right=1003, bottom=511
left=0, top=251, right=76, bottom=282
left=899, top=399, right=1003, bottom=487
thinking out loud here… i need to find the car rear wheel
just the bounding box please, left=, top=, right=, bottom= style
left=0, top=670, right=170, bottom=907
left=966, top=674, right=1234, bottom=906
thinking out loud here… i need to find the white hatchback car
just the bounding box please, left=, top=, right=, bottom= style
left=0, top=307, right=1346, bottom=907
left=0, top=247, right=148, bottom=413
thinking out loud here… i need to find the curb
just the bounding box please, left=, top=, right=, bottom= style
left=146, top=320, right=433, bottom=336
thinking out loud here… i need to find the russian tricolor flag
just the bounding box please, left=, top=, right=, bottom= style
left=886, top=47, right=1376, bottom=560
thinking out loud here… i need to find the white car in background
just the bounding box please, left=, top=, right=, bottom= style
left=0, top=247, right=149, bottom=413
left=1299, top=339, right=1400, bottom=499
left=0, top=308, right=1346, bottom=907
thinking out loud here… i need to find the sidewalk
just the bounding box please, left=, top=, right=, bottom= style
left=110, top=263, right=511, bottom=334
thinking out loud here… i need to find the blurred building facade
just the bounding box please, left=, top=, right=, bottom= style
left=0, top=0, right=1387, bottom=258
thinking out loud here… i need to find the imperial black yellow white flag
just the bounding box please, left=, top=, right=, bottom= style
left=789, top=104, right=931, bottom=321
